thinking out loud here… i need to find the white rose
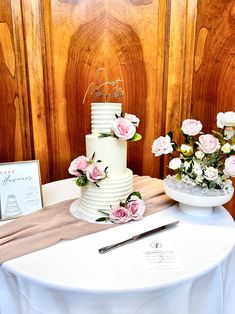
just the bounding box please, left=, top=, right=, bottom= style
left=204, top=167, right=218, bottom=181
left=169, top=158, right=182, bottom=170
left=231, top=144, right=235, bottom=151
left=195, top=150, right=205, bottom=160
left=221, top=143, right=231, bottom=153
left=181, top=119, right=202, bottom=136
left=152, top=135, right=173, bottom=157
left=224, top=127, right=235, bottom=140
left=224, top=156, right=235, bottom=177
left=217, top=111, right=235, bottom=128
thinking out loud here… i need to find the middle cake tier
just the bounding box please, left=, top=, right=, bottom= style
left=86, top=134, right=127, bottom=176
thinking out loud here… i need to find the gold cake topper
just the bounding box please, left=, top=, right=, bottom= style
left=83, top=68, right=124, bottom=103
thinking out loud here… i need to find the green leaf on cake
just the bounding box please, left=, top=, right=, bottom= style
left=76, top=175, right=88, bottom=187
left=126, top=191, right=142, bottom=202
left=99, top=133, right=112, bottom=138
left=96, top=217, right=109, bottom=222
left=129, top=133, right=142, bottom=142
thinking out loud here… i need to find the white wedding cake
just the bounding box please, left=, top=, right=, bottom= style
left=80, top=103, right=133, bottom=218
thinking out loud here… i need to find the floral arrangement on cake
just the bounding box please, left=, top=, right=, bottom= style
left=152, top=111, right=235, bottom=193
left=99, top=112, right=142, bottom=141
left=68, top=153, right=108, bottom=187
left=96, top=192, right=146, bottom=223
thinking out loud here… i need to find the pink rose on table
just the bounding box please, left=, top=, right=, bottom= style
left=198, top=134, right=220, bottom=154
left=86, top=163, right=107, bottom=182
left=127, top=196, right=146, bottom=220
left=111, top=117, right=136, bottom=140
left=124, top=113, right=140, bottom=127
left=109, top=205, right=131, bottom=223
left=224, top=156, right=235, bottom=177
left=152, top=135, right=173, bottom=156
left=68, top=155, right=89, bottom=176
left=181, top=119, right=202, bottom=136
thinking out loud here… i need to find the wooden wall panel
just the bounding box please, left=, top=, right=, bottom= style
left=163, top=0, right=197, bottom=176
left=191, top=0, right=235, bottom=215
left=20, top=0, right=50, bottom=182
left=0, top=0, right=32, bottom=163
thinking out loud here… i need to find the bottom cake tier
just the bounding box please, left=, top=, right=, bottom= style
left=80, top=169, right=133, bottom=218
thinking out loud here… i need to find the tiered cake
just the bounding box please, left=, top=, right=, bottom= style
left=80, top=103, right=133, bottom=219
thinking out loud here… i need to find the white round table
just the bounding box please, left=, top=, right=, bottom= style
left=0, top=178, right=235, bottom=314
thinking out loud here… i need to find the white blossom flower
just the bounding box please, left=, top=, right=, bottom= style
left=183, top=161, right=191, bottom=171
left=204, top=167, right=218, bottom=181
left=193, top=162, right=203, bottom=176
left=221, top=143, right=231, bottom=154
left=195, top=150, right=205, bottom=160
left=169, top=158, right=182, bottom=170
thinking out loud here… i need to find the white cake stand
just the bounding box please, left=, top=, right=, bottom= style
left=163, top=182, right=234, bottom=217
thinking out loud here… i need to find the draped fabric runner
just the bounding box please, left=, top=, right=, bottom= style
left=0, top=176, right=175, bottom=264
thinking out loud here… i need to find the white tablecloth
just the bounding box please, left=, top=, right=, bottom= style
left=0, top=178, right=235, bottom=314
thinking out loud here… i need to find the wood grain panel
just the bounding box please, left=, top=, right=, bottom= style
left=163, top=0, right=197, bottom=176
left=20, top=0, right=50, bottom=182
left=192, top=0, right=235, bottom=215
left=0, top=1, right=21, bottom=162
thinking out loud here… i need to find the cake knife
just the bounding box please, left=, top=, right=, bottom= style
left=99, top=220, right=179, bottom=254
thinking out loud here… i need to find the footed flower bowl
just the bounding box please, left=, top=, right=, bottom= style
left=163, top=176, right=234, bottom=217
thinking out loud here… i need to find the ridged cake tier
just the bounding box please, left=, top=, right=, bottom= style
left=91, top=103, right=121, bottom=133
left=86, top=134, right=127, bottom=176
left=80, top=169, right=133, bottom=218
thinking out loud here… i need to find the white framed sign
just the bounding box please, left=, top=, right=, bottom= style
left=0, top=160, right=43, bottom=220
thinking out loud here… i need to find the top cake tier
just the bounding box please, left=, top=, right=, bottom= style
left=91, top=103, right=122, bottom=133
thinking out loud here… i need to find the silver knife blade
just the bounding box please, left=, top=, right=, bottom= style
left=99, top=220, right=179, bottom=254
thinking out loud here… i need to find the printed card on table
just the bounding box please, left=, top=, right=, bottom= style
left=0, top=161, right=43, bottom=220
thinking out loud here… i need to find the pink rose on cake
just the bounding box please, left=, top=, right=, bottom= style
left=126, top=196, right=146, bottom=220
left=96, top=191, right=146, bottom=224
left=99, top=112, right=142, bottom=142
left=109, top=205, right=131, bottom=223
left=111, top=117, right=136, bottom=140
left=86, top=162, right=107, bottom=183
left=68, top=153, right=108, bottom=187
left=68, top=155, right=89, bottom=176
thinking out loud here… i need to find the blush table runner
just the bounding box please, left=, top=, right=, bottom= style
left=0, top=176, right=175, bottom=263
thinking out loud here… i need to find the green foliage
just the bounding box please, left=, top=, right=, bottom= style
left=129, top=133, right=142, bottom=142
